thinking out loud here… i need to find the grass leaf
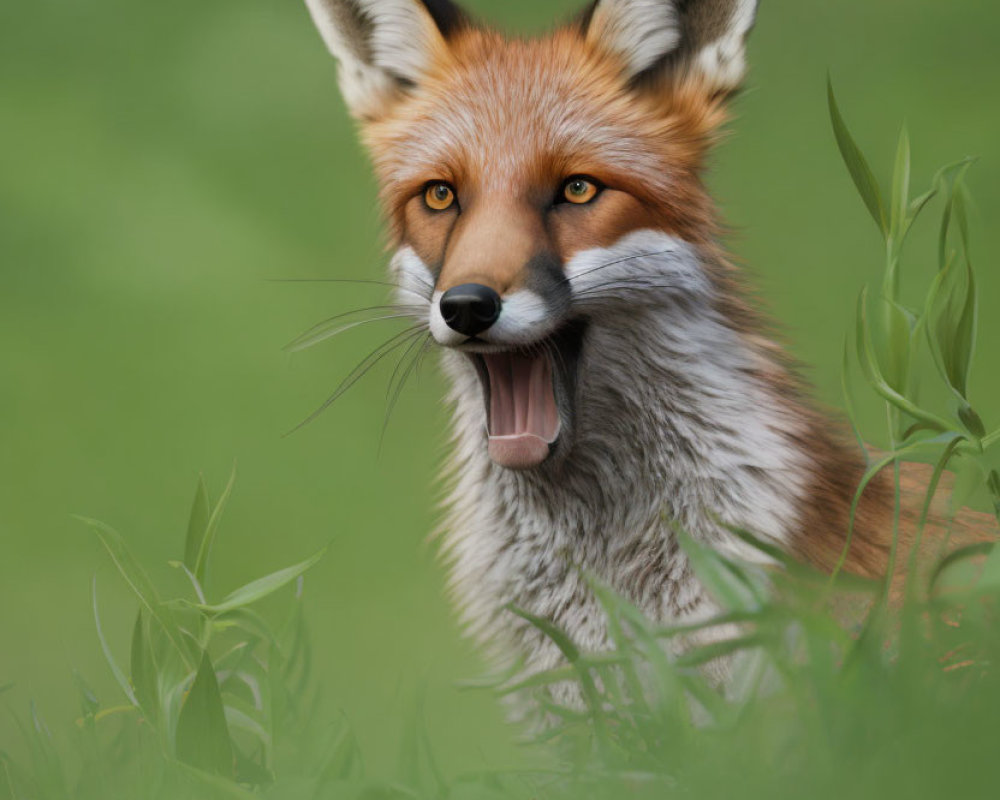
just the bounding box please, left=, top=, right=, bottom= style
left=889, top=124, right=911, bottom=252
left=169, top=560, right=208, bottom=605
left=904, top=187, right=937, bottom=239
left=855, top=288, right=953, bottom=433
left=80, top=517, right=194, bottom=670
left=91, top=577, right=138, bottom=706
left=506, top=606, right=580, bottom=663
left=828, top=78, right=887, bottom=235
left=212, top=608, right=279, bottom=646
left=313, top=718, right=364, bottom=789
left=950, top=189, right=978, bottom=397
left=674, top=527, right=759, bottom=612
left=129, top=612, right=160, bottom=724
left=927, top=246, right=977, bottom=404
left=927, top=542, right=995, bottom=596
left=71, top=671, right=100, bottom=721
left=193, top=464, right=237, bottom=587
left=192, top=548, right=326, bottom=615
left=505, top=604, right=611, bottom=747
left=879, top=297, right=912, bottom=393
left=183, top=474, right=211, bottom=573
left=675, top=635, right=764, bottom=669
left=176, top=651, right=234, bottom=779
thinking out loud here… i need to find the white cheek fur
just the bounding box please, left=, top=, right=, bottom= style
left=391, top=247, right=435, bottom=304
left=481, top=289, right=555, bottom=346
left=565, top=228, right=710, bottom=301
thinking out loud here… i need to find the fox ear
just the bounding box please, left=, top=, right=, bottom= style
left=304, top=0, right=465, bottom=119
left=584, top=0, right=759, bottom=93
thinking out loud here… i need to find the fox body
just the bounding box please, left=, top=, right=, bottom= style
left=301, top=0, right=993, bottom=692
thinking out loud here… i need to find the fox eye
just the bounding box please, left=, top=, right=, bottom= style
left=424, top=182, right=456, bottom=211
left=561, top=177, right=600, bottom=205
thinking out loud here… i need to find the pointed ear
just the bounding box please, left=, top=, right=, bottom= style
left=304, top=0, right=465, bottom=119
left=585, top=0, right=759, bottom=94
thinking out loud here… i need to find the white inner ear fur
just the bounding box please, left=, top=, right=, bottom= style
left=304, top=0, right=442, bottom=117
left=587, top=0, right=682, bottom=78
left=588, top=0, right=758, bottom=91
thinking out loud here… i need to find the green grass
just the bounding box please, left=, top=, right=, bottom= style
left=4, top=73, right=1000, bottom=800
left=2, top=1, right=1000, bottom=797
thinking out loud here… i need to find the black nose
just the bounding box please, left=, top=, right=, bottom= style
left=439, top=283, right=502, bottom=337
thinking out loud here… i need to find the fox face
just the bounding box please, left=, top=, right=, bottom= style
left=304, top=0, right=758, bottom=470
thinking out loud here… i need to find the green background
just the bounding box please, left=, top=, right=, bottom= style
left=2, top=0, right=998, bottom=774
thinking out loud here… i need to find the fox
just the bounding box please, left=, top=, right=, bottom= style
left=300, top=0, right=996, bottom=696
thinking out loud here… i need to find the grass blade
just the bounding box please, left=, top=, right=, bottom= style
left=674, top=528, right=759, bottom=612
left=855, top=288, right=953, bottom=433
left=129, top=612, right=160, bottom=724
left=828, top=78, right=887, bottom=235
left=176, top=651, right=234, bottom=778
left=192, top=548, right=326, bottom=615
left=950, top=189, right=978, bottom=398
left=80, top=517, right=194, bottom=669
left=194, top=464, right=237, bottom=587
left=91, top=577, right=138, bottom=706
left=505, top=604, right=611, bottom=748
left=889, top=124, right=911, bottom=251
left=183, top=474, right=211, bottom=573
left=927, top=542, right=995, bottom=596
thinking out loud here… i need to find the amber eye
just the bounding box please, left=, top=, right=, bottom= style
left=562, top=177, right=599, bottom=205
left=424, top=182, right=456, bottom=211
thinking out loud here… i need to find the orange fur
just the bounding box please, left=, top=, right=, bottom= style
left=353, top=18, right=997, bottom=583
left=363, top=29, right=722, bottom=292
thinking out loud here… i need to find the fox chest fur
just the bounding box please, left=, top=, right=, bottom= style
left=434, top=231, right=814, bottom=676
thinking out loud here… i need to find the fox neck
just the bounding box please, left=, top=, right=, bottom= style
left=438, top=238, right=873, bottom=605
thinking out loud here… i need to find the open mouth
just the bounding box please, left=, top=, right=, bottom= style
left=471, top=324, right=584, bottom=470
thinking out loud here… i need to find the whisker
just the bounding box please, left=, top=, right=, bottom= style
left=265, top=275, right=434, bottom=294
left=385, top=330, right=428, bottom=403
left=506, top=273, right=684, bottom=316
left=574, top=280, right=682, bottom=297
left=285, top=325, right=428, bottom=436
left=557, top=248, right=680, bottom=288
left=285, top=304, right=426, bottom=352
left=379, top=333, right=432, bottom=452
left=285, top=313, right=424, bottom=353
left=268, top=277, right=434, bottom=300
left=271, top=277, right=400, bottom=288
left=413, top=332, right=436, bottom=380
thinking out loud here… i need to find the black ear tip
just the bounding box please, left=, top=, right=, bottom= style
left=418, top=0, right=468, bottom=38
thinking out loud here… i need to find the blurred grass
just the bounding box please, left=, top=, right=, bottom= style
left=1, top=0, right=998, bottom=777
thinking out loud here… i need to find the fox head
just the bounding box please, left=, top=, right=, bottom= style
left=304, top=0, right=759, bottom=470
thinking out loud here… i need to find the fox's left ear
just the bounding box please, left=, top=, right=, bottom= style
left=304, top=0, right=466, bottom=119
left=584, top=0, right=759, bottom=94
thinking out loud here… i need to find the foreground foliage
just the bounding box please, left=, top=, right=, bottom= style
left=3, top=91, right=1000, bottom=800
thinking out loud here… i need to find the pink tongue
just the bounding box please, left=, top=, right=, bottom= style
left=484, top=351, right=560, bottom=469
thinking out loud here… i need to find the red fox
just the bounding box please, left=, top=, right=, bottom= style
left=301, top=0, right=995, bottom=687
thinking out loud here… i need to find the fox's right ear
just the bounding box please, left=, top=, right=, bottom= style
left=304, top=0, right=465, bottom=120
left=584, top=0, right=759, bottom=95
